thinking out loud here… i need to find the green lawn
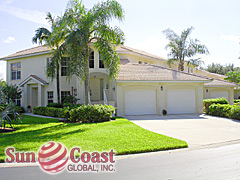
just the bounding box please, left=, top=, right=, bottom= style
left=0, top=115, right=188, bottom=162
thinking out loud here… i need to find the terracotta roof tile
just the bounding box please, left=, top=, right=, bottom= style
left=204, top=78, right=239, bottom=87
left=117, top=63, right=212, bottom=81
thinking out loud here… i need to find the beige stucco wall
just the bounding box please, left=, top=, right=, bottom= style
left=116, top=82, right=204, bottom=116
left=6, top=53, right=78, bottom=108
left=204, top=87, right=235, bottom=104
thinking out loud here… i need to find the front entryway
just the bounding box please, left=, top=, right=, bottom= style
left=31, top=87, right=38, bottom=108
left=90, top=78, right=104, bottom=101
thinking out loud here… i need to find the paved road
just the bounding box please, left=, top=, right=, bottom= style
left=127, top=114, right=240, bottom=147
left=1, top=144, right=240, bottom=180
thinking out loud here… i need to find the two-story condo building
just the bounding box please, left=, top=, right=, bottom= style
left=1, top=45, right=238, bottom=116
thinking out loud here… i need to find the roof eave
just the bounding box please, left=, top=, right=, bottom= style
left=0, top=51, right=52, bottom=61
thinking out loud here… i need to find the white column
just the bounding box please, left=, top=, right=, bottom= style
left=38, top=84, right=43, bottom=106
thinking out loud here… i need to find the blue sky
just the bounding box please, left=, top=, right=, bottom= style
left=0, top=0, right=240, bottom=80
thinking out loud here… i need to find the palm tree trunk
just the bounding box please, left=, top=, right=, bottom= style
left=56, top=65, right=60, bottom=104
left=85, top=54, right=90, bottom=105
left=178, top=60, right=184, bottom=71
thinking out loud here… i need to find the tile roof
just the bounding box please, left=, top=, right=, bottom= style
left=196, top=69, right=227, bottom=79
left=19, top=75, right=48, bottom=87
left=204, top=78, right=239, bottom=87
left=117, top=46, right=167, bottom=61
left=0, top=45, right=52, bottom=60
left=0, top=45, right=167, bottom=61
left=117, top=63, right=212, bottom=82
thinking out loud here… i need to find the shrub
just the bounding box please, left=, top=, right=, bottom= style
left=208, top=103, right=240, bottom=120
left=234, top=99, right=240, bottom=103
left=208, top=104, right=232, bottom=118
left=62, top=103, right=82, bottom=109
left=33, top=107, right=69, bottom=119
left=15, top=106, right=25, bottom=113
left=46, top=103, right=63, bottom=108
left=203, top=98, right=229, bottom=114
left=229, top=105, right=240, bottom=120
left=69, top=104, right=115, bottom=123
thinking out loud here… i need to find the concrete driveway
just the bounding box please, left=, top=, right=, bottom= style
left=127, top=114, right=240, bottom=148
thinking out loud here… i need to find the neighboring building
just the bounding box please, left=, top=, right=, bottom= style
left=0, top=45, right=238, bottom=116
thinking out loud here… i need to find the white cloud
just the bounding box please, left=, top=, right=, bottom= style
left=0, top=1, right=49, bottom=26
left=3, top=36, right=15, bottom=44
left=220, top=34, right=240, bottom=43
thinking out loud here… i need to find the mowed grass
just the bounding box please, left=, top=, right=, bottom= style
left=0, top=115, right=188, bottom=162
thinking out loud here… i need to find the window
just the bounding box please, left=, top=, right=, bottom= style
left=138, top=61, right=142, bottom=64
left=15, top=98, right=21, bottom=106
left=47, top=91, right=54, bottom=104
left=61, top=91, right=70, bottom=102
left=46, top=58, right=51, bottom=77
left=99, top=54, right=105, bottom=68
left=11, top=63, right=21, bottom=80
left=61, top=57, right=70, bottom=76
left=89, top=51, right=94, bottom=68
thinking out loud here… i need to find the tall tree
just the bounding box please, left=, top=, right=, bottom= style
left=224, top=71, right=240, bottom=84
left=32, top=12, right=66, bottom=104
left=61, top=0, right=125, bottom=104
left=163, top=27, right=209, bottom=71
left=205, top=63, right=235, bottom=75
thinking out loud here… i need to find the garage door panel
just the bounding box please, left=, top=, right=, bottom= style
left=167, top=89, right=196, bottom=114
left=125, top=89, right=157, bottom=115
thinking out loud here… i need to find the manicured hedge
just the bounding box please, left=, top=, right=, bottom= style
left=33, top=104, right=115, bottom=123
left=69, top=104, right=115, bottom=123
left=15, top=106, right=25, bottom=113
left=47, top=103, right=63, bottom=108
left=208, top=104, right=240, bottom=120
left=33, top=107, right=69, bottom=119
left=203, top=98, right=229, bottom=114
left=234, top=99, right=240, bottom=103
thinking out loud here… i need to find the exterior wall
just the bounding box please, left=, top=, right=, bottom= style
left=204, top=87, right=235, bottom=104
left=234, top=88, right=240, bottom=99
left=116, top=82, right=204, bottom=116
left=6, top=54, right=77, bottom=108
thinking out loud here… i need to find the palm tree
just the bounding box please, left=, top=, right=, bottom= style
left=162, top=27, right=209, bottom=71
left=32, top=12, right=66, bottom=104
left=61, top=0, right=125, bottom=104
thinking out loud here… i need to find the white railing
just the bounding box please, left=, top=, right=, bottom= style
left=88, top=91, right=91, bottom=105
left=103, top=89, right=108, bottom=105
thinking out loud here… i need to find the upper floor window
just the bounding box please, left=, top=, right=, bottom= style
left=11, top=63, right=21, bottom=80
left=89, top=51, right=94, bottom=68
left=61, top=57, right=70, bottom=76
left=99, top=54, right=105, bottom=68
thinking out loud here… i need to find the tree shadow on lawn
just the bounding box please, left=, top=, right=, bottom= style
left=0, top=122, right=89, bottom=151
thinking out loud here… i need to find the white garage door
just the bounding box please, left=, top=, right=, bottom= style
left=210, top=91, right=229, bottom=101
left=125, top=89, right=157, bottom=115
left=167, top=89, right=196, bottom=114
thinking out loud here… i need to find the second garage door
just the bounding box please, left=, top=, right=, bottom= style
left=167, top=89, right=196, bottom=114
left=125, top=89, right=157, bottom=115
